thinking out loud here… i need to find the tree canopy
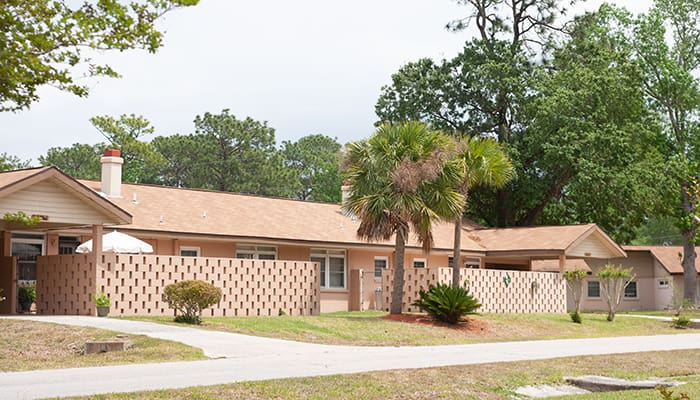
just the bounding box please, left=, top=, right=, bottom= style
left=375, top=0, right=670, bottom=243
left=1, top=0, right=199, bottom=112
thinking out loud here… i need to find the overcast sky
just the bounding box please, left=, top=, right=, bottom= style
left=2, top=0, right=652, bottom=164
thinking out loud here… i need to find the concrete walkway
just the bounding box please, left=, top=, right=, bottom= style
left=3, top=316, right=700, bottom=400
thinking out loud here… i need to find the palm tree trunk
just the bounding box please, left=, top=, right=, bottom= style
left=390, top=230, right=407, bottom=315
left=452, top=217, right=462, bottom=288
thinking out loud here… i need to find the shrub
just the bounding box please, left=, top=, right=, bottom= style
left=17, top=284, right=36, bottom=304
left=412, top=283, right=481, bottom=324
left=673, top=315, right=691, bottom=329
left=162, top=280, right=222, bottom=325
left=569, top=311, right=583, bottom=324
left=94, top=292, right=111, bottom=307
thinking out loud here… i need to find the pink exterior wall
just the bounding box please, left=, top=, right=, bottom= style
left=382, top=267, right=566, bottom=314
left=347, top=249, right=390, bottom=310
left=279, top=246, right=309, bottom=261
left=37, top=255, right=320, bottom=317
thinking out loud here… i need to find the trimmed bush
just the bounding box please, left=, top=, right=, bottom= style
left=412, top=283, right=481, bottom=324
left=569, top=311, right=583, bottom=324
left=162, top=280, right=222, bottom=325
left=673, top=315, right=691, bottom=329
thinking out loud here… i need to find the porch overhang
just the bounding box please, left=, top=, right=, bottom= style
left=0, top=167, right=132, bottom=231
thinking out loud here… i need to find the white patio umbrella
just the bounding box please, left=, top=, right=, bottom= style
left=76, top=231, right=154, bottom=254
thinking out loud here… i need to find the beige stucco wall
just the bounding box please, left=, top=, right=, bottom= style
left=581, top=252, right=659, bottom=311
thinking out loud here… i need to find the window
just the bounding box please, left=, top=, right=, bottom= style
left=311, top=249, right=346, bottom=289
left=236, top=245, right=276, bottom=260
left=587, top=281, right=600, bottom=298
left=179, top=247, right=200, bottom=257
left=374, top=257, right=388, bottom=279
left=413, top=258, right=426, bottom=268
left=624, top=281, right=638, bottom=298
left=58, top=236, right=81, bottom=255
left=658, top=278, right=670, bottom=289
left=11, top=233, right=44, bottom=282
left=465, top=258, right=481, bottom=269
left=448, top=256, right=455, bottom=268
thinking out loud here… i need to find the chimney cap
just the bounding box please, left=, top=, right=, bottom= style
left=103, top=148, right=121, bottom=157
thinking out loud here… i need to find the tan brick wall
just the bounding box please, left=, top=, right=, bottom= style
left=382, top=267, right=566, bottom=313
left=37, top=254, right=320, bottom=317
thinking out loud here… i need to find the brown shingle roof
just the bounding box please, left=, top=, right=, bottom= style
left=0, top=167, right=51, bottom=191
left=624, top=245, right=700, bottom=274
left=468, top=224, right=597, bottom=252
left=79, top=180, right=484, bottom=251
left=72, top=179, right=622, bottom=258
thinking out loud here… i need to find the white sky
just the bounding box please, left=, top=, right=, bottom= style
left=1, top=0, right=652, bottom=164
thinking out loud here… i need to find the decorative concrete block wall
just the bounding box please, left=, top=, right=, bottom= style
left=382, top=267, right=566, bottom=313
left=37, top=254, right=320, bottom=316
left=36, top=254, right=96, bottom=315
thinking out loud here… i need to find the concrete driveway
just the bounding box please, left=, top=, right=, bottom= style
left=2, top=315, right=700, bottom=400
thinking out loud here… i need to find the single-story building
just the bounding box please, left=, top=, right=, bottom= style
left=534, top=246, right=700, bottom=311
left=0, top=150, right=627, bottom=316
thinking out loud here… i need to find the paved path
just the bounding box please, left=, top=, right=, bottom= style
left=3, top=316, right=700, bottom=400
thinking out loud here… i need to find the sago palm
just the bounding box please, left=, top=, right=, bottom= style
left=343, top=121, right=465, bottom=314
left=451, top=136, right=513, bottom=287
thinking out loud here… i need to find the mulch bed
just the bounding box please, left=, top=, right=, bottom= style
left=381, top=313, right=490, bottom=333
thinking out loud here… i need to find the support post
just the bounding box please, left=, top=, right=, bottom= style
left=559, top=254, right=566, bottom=275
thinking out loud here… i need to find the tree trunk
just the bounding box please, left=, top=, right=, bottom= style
left=495, top=188, right=513, bottom=227
left=681, top=186, right=699, bottom=305
left=390, top=230, right=407, bottom=315
left=452, top=217, right=462, bottom=288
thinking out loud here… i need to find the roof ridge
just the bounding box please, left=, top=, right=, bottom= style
left=78, top=179, right=342, bottom=207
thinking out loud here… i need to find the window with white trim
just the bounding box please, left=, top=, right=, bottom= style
left=236, top=245, right=276, bottom=260
left=311, top=249, right=346, bottom=289
left=624, top=281, right=638, bottom=298
left=179, top=246, right=200, bottom=257
left=587, top=281, right=600, bottom=298
left=413, top=258, right=426, bottom=268
left=58, top=236, right=81, bottom=255
left=374, top=257, right=388, bottom=279
left=658, top=278, right=670, bottom=289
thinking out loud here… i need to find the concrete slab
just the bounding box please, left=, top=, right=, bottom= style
left=514, top=384, right=590, bottom=398
left=565, top=375, right=683, bottom=392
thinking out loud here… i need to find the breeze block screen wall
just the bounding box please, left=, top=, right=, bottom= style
left=382, top=267, right=566, bottom=313
left=37, top=254, right=320, bottom=316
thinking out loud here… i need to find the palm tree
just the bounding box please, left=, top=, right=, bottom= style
left=451, top=136, right=513, bottom=288
left=343, top=122, right=465, bottom=314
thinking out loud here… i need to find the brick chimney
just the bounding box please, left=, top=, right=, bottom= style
left=100, top=149, right=123, bottom=197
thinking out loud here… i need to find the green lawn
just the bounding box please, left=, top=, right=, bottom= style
left=0, top=319, right=205, bottom=372
left=54, top=349, right=700, bottom=400
left=620, top=309, right=700, bottom=319
left=125, top=311, right=692, bottom=346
